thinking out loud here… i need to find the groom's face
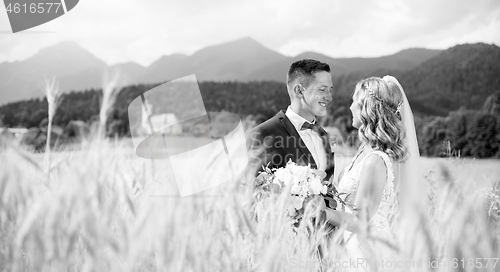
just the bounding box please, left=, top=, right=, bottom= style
left=301, top=71, right=333, bottom=117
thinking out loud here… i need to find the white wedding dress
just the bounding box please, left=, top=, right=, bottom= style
left=330, top=76, right=420, bottom=271
left=336, top=150, right=400, bottom=271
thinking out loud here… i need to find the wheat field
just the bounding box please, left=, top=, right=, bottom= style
left=0, top=131, right=499, bottom=272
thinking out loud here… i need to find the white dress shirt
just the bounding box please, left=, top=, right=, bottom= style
left=285, top=106, right=327, bottom=171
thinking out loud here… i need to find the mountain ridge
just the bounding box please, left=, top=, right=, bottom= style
left=0, top=37, right=451, bottom=105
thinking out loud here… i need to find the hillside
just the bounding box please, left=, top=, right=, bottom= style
left=0, top=41, right=107, bottom=104
left=401, top=43, right=500, bottom=112
left=324, top=43, right=500, bottom=116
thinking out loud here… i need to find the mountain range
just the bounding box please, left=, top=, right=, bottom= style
left=0, top=37, right=443, bottom=105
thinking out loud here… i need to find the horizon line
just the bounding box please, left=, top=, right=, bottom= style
left=2, top=37, right=495, bottom=67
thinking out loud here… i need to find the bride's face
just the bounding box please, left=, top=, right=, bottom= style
left=350, top=98, right=362, bottom=128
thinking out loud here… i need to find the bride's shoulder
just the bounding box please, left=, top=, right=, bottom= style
left=369, top=150, right=393, bottom=165
left=361, top=153, right=387, bottom=176
left=365, top=151, right=397, bottom=184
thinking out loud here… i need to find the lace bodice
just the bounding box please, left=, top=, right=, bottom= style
left=337, top=150, right=399, bottom=239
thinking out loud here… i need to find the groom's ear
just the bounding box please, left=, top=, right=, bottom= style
left=293, top=84, right=303, bottom=98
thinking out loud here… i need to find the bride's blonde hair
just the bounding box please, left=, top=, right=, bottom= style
left=353, top=77, right=407, bottom=162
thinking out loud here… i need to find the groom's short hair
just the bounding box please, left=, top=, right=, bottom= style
left=287, top=59, right=330, bottom=89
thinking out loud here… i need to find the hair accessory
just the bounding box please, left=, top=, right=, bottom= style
left=365, top=84, right=402, bottom=120
left=395, top=102, right=403, bottom=120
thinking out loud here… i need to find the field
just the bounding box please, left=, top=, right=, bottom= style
left=1, top=134, right=499, bottom=272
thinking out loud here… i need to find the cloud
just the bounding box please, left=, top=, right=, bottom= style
left=0, top=0, right=498, bottom=66
left=274, top=0, right=500, bottom=57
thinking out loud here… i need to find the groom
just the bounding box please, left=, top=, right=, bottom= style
left=249, top=59, right=336, bottom=206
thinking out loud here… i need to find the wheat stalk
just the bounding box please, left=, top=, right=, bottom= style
left=42, top=77, right=62, bottom=178
left=98, top=71, right=122, bottom=139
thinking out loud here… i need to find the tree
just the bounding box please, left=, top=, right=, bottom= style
left=421, top=117, right=449, bottom=157
left=483, top=93, right=500, bottom=115
left=465, top=113, right=498, bottom=158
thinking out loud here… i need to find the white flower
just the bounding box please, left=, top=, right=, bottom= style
left=274, top=167, right=294, bottom=187
left=309, top=177, right=327, bottom=195
left=312, top=169, right=327, bottom=180
left=287, top=163, right=310, bottom=181
left=290, top=183, right=302, bottom=195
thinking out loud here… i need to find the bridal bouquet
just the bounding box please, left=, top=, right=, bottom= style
left=255, top=159, right=329, bottom=219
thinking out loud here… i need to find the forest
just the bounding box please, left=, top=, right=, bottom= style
left=1, top=79, right=499, bottom=158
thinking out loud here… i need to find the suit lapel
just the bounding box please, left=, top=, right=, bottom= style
left=316, top=126, right=335, bottom=180
left=276, top=111, right=317, bottom=168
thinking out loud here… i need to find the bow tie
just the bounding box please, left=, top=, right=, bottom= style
left=301, top=121, right=319, bottom=131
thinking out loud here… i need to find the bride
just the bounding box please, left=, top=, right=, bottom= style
left=324, top=75, right=421, bottom=271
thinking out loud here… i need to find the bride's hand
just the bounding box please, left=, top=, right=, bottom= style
left=323, top=207, right=343, bottom=227
left=324, top=207, right=360, bottom=232
left=308, top=195, right=326, bottom=212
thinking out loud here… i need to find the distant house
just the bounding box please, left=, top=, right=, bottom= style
left=141, top=102, right=181, bottom=135
left=0, top=127, right=29, bottom=138
left=150, top=113, right=181, bottom=135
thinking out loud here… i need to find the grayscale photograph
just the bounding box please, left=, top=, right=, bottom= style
left=0, top=0, right=499, bottom=271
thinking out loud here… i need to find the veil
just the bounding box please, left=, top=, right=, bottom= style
left=382, top=76, right=421, bottom=206
left=382, top=75, right=427, bottom=258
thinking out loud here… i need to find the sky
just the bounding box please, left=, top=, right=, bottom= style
left=0, top=0, right=499, bottom=67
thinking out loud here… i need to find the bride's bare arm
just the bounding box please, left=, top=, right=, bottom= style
left=324, top=154, right=387, bottom=232
left=354, top=154, right=387, bottom=220
left=324, top=209, right=360, bottom=232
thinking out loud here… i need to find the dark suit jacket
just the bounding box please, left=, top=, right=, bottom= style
left=248, top=110, right=335, bottom=181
